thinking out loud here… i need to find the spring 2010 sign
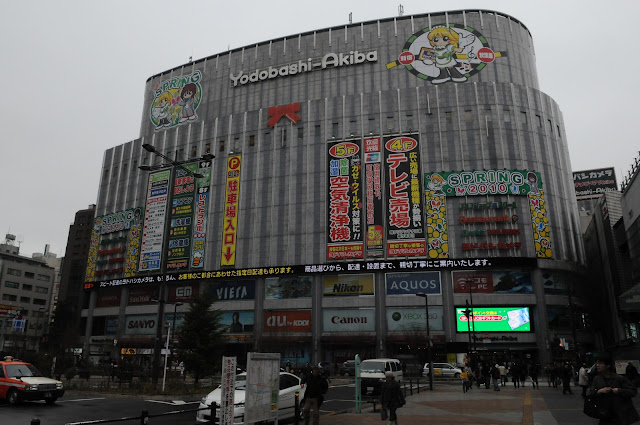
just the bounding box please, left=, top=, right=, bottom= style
left=456, top=307, right=531, bottom=332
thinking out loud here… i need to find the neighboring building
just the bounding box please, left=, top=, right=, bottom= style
left=0, top=235, right=55, bottom=353
left=82, top=10, right=585, bottom=368
left=31, top=244, right=62, bottom=321
left=58, top=205, right=96, bottom=319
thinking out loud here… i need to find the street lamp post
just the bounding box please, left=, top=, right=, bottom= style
left=139, top=143, right=213, bottom=386
left=465, top=280, right=477, bottom=354
left=416, top=292, right=433, bottom=390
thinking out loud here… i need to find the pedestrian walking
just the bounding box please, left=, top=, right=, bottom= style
left=460, top=367, right=469, bottom=393
left=627, top=362, right=639, bottom=387
left=380, top=371, right=405, bottom=425
left=579, top=363, right=590, bottom=398
left=491, top=364, right=501, bottom=391
left=301, top=366, right=328, bottom=425
left=562, top=362, right=573, bottom=395
left=483, top=364, right=491, bottom=389
left=530, top=362, right=540, bottom=389
left=588, top=354, right=639, bottom=424
left=499, top=363, right=507, bottom=386
left=551, top=363, right=559, bottom=388
left=511, top=363, right=521, bottom=388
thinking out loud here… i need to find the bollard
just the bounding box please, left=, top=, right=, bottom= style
left=31, top=419, right=40, bottom=425
left=294, top=391, right=300, bottom=425
left=140, top=410, right=148, bottom=425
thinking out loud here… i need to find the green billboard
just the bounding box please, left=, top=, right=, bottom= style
left=456, top=307, right=531, bottom=332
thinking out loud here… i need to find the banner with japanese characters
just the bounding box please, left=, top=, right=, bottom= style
left=363, top=136, right=384, bottom=258
left=327, top=139, right=364, bottom=260
left=139, top=170, right=170, bottom=272
left=383, top=135, right=425, bottom=257
left=191, top=160, right=212, bottom=268
left=221, top=155, right=242, bottom=267
left=167, top=162, right=198, bottom=271
left=573, top=167, right=617, bottom=198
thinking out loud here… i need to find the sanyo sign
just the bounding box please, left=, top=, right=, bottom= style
left=230, top=50, right=378, bottom=87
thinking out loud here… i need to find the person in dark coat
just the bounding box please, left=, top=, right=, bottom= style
left=380, top=371, right=405, bottom=425
left=301, top=367, right=328, bottom=425
left=482, top=364, right=491, bottom=389
left=562, top=362, right=573, bottom=395
left=511, top=363, right=521, bottom=388
left=627, top=363, right=639, bottom=387
left=589, top=355, right=639, bottom=425
left=529, top=362, right=540, bottom=389
left=550, top=363, right=559, bottom=388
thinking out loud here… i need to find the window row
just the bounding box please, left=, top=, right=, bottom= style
left=3, top=281, right=48, bottom=293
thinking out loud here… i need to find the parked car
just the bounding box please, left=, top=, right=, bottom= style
left=196, top=371, right=306, bottom=423
left=0, top=356, right=65, bottom=405
left=340, top=360, right=356, bottom=376
left=423, top=362, right=462, bottom=378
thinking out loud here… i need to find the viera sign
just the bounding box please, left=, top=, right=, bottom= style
left=230, top=50, right=378, bottom=87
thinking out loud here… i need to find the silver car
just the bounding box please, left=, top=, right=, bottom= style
left=423, top=362, right=462, bottom=378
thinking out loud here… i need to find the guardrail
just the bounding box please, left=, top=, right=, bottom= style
left=30, top=403, right=218, bottom=425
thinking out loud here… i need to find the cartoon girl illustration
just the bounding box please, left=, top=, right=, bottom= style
left=428, top=174, right=446, bottom=195
left=421, top=27, right=469, bottom=84
left=178, top=83, right=198, bottom=123
left=527, top=172, right=541, bottom=195
left=152, top=92, right=173, bottom=130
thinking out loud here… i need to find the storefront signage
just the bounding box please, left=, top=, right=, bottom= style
left=322, top=308, right=375, bottom=332
left=128, top=286, right=157, bottom=305
left=167, top=163, right=197, bottom=271
left=266, top=103, right=301, bottom=128
left=220, top=311, right=255, bottom=335
left=455, top=307, right=532, bottom=332
left=462, top=229, right=520, bottom=236
left=425, top=170, right=542, bottom=197
left=385, top=271, right=441, bottom=295
left=323, top=274, right=374, bottom=296
left=264, top=310, right=312, bottom=333
left=364, top=136, right=384, bottom=258
left=461, top=242, right=522, bottom=251
left=327, top=139, right=364, bottom=259
left=150, top=70, right=202, bottom=131
left=0, top=304, right=22, bottom=318
left=386, top=307, right=443, bottom=332
left=384, top=136, right=425, bottom=257
left=221, top=155, right=242, bottom=266
left=209, top=280, right=256, bottom=301
left=452, top=270, right=533, bottom=294
left=139, top=170, right=170, bottom=271
left=191, top=160, right=212, bottom=269
left=265, top=276, right=312, bottom=299
left=86, top=257, right=537, bottom=289
left=573, top=167, right=617, bottom=198
left=96, top=288, right=121, bottom=307
left=460, top=201, right=517, bottom=210
left=124, top=314, right=157, bottom=335
left=230, top=51, right=378, bottom=87
left=168, top=283, right=197, bottom=302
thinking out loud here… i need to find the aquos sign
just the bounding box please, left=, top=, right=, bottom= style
left=230, top=50, right=378, bottom=87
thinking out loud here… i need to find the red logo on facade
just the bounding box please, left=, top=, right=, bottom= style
left=267, top=103, right=301, bottom=128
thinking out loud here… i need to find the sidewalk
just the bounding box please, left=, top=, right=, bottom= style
left=321, top=383, right=575, bottom=425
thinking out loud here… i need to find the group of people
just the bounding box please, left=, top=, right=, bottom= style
left=460, top=361, right=541, bottom=392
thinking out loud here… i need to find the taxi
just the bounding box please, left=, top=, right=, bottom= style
left=0, top=356, right=65, bottom=405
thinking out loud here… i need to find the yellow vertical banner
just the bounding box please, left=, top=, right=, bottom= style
left=529, top=191, right=552, bottom=258
left=221, top=155, right=241, bottom=266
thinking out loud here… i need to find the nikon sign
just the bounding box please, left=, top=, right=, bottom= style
left=230, top=50, right=378, bottom=87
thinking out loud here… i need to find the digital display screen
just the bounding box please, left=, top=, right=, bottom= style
left=456, top=307, right=531, bottom=332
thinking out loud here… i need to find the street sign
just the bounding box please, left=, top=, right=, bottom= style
left=121, top=348, right=137, bottom=355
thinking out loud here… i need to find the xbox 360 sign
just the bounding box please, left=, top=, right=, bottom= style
left=230, top=50, right=378, bottom=87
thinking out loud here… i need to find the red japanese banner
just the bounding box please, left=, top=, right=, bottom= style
left=383, top=136, right=426, bottom=257
left=327, top=140, right=364, bottom=260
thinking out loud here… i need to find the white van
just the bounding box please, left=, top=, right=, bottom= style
left=360, top=358, right=403, bottom=395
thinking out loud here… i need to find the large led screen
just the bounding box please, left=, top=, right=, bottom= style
left=455, top=307, right=531, bottom=332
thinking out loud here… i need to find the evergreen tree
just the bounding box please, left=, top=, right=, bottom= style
left=174, top=293, right=224, bottom=382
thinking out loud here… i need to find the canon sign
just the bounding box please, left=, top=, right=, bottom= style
left=230, top=50, right=378, bottom=87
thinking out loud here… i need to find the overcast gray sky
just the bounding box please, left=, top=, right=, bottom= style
left=1, top=0, right=638, bottom=258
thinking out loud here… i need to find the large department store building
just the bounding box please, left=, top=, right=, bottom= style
left=82, top=9, right=586, bottom=368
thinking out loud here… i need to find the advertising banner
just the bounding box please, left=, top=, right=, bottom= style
left=139, top=170, right=170, bottom=271
left=452, top=270, right=533, bottom=294
left=191, top=160, right=212, bottom=268
left=323, top=274, right=374, bottom=296
left=327, top=139, right=364, bottom=260
left=105, top=317, right=119, bottom=335
left=221, top=155, right=241, bottom=267
left=150, top=70, right=203, bottom=131
left=124, top=314, right=157, bottom=335
left=265, top=276, right=312, bottom=299
left=221, top=356, right=237, bottom=425
left=455, top=307, right=532, bottom=332
left=167, top=163, right=198, bottom=271
left=386, top=307, right=444, bottom=332
left=208, top=280, right=256, bottom=301
left=264, top=310, right=312, bottom=333
left=385, top=271, right=441, bottom=295
left=573, top=167, right=617, bottom=198
left=323, top=308, right=376, bottom=332
left=424, top=170, right=543, bottom=197
left=0, top=304, right=22, bottom=318
left=168, top=283, right=198, bottom=302
left=383, top=136, right=425, bottom=257
left=220, top=311, right=255, bottom=334
left=127, top=285, right=157, bottom=305
left=96, top=288, right=121, bottom=307
left=364, top=136, right=384, bottom=258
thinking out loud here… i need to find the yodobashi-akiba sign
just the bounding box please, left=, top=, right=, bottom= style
left=230, top=50, right=377, bottom=87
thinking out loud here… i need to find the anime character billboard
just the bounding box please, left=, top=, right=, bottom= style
left=387, top=24, right=506, bottom=84
left=150, top=70, right=203, bottom=130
